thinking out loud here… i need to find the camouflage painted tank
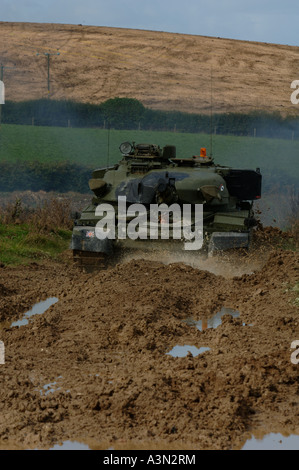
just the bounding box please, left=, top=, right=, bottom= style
left=71, top=142, right=262, bottom=268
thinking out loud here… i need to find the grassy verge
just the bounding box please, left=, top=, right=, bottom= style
left=0, top=224, right=72, bottom=266
left=0, top=198, right=73, bottom=266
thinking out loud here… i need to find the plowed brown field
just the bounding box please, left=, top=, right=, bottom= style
left=1, top=21, right=298, bottom=114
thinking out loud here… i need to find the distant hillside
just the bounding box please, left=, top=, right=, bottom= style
left=0, top=22, right=299, bottom=115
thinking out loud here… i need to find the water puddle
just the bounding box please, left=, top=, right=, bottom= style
left=39, top=381, right=60, bottom=396
left=242, top=432, right=299, bottom=450
left=49, top=440, right=91, bottom=450
left=166, top=345, right=210, bottom=357
left=38, top=377, right=63, bottom=396
left=10, top=297, right=59, bottom=328
left=36, top=375, right=71, bottom=396
left=167, top=308, right=244, bottom=358
left=183, top=307, right=251, bottom=331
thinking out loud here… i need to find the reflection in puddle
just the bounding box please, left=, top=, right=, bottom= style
left=242, top=433, right=299, bottom=450
left=10, top=297, right=59, bottom=328
left=184, top=307, right=241, bottom=331
left=166, top=345, right=210, bottom=357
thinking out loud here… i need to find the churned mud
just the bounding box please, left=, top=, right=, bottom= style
left=0, top=241, right=298, bottom=450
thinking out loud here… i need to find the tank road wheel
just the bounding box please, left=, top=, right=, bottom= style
left=73, top=250, right=108, bottom=271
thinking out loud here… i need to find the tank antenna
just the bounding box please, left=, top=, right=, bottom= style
left=106, top=117, right=111, bottom=168
left=106, top=86, right=112, bottom=168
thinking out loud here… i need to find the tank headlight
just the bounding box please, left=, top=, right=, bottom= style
left=119, top=142, right=133, bottom=155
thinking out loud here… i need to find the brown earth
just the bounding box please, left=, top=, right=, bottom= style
left=1, top=21, right=299, bottom=115
left=0, top=237, right=298, bottom=450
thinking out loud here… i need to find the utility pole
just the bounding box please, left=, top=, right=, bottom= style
left=36, top=52, right=60, bottom=97
left=0, top=63, right=15, bottom=129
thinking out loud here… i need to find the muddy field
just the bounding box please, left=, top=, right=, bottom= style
left=0, top=235, right=298, bottom=450
left=1, top=21, right=299, bottom=115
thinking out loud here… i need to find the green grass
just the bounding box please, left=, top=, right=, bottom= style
left=0, top=124, right=298, bottom=182
left=0, top=223, right=72, bottom=265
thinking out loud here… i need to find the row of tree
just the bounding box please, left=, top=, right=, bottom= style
left=2, top=97, right=299, bottom=139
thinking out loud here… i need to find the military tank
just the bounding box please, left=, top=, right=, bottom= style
left=71, top=142, right=262, bottom=268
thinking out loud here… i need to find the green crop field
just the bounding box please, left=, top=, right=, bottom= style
left=0, top=123, right=298, bottom=183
